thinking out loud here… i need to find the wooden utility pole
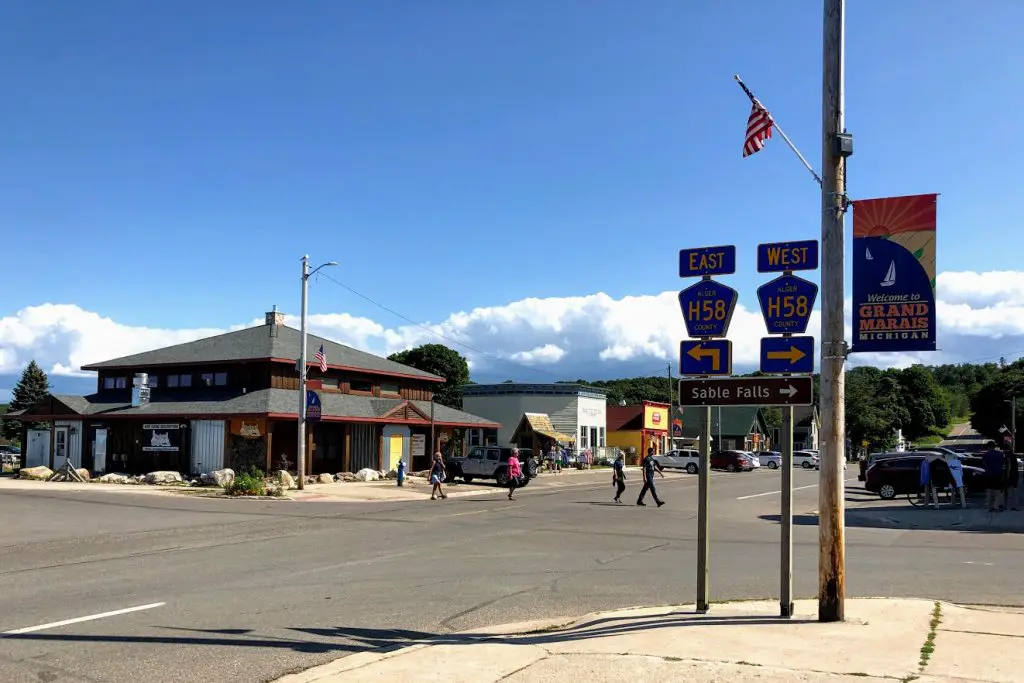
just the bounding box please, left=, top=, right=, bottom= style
left=818, top=0, right=847, bottom=623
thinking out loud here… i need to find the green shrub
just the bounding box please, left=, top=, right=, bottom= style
left=225, top=468, right=266, bottom=496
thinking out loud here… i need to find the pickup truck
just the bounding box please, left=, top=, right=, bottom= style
left=445, top=446, right=539, bottom=486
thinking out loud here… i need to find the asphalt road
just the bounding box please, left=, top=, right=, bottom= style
left=1, top=467, right=1022, bottom=683
left=941, top=422, right=988, bottom=447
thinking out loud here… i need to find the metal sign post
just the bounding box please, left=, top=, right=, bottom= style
left=756, top=238, right=820, bottom=618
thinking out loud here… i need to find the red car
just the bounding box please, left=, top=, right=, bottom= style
left=711, top=450, right=754, bottom=472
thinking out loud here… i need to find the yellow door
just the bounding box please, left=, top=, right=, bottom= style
left=388, top=434, right=404, bottom=471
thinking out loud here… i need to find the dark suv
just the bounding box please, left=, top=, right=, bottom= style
left=445, top=447, right=539, bottom=486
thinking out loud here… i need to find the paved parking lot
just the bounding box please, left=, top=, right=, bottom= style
left=1, top=467, right=1022, bottom=683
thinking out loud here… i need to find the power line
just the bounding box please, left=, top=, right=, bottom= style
left=317, top=272, right=568, bottom=380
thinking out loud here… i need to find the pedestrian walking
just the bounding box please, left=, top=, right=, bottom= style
left=981, top=440, right=1005, bottom=512
left=396, top=457, right=406, bottom=487
left=612, top=451, right=626, bottom=503
left=429, top=452, right=448, bottom=501
left=507, top=448, right=523, bottom=500
left=637, top=447, right=665, bottom=507
left=1005, top=446, right=1020, bottom=511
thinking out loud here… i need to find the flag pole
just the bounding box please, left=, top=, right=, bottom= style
left=734, top=74, right=823, bottom=187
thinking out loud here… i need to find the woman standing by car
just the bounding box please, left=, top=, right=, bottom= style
left=507, top=448, right=523, bottom=500
left=429, top=452, right=448, bottom=501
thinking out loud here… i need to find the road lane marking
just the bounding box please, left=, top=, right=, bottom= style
left=736, top=476, right=860, bottom=500
left=3, top=602, right=165, bottom=635
left=450, top=505, right=515, bottom=517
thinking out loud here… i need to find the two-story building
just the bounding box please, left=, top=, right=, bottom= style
left=460, top=383, right=608, bottom=453
left=6, top=309, right=498, bottom=476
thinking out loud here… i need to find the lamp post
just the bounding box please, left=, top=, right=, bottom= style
left=297, top=255, right=338, bottom=490
left=1005, top=397, right=1018, bottom=453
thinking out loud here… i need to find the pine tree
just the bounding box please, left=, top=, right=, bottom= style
left=1, top=360, right=51, bottom=439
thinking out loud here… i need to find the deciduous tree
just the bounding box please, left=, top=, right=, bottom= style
left=388, top=344, right=470, bottom=409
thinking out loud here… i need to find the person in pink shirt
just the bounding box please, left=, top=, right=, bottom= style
left=507, top=448, right=524, bottom=501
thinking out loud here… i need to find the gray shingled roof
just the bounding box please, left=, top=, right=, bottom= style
left=14, top=390, right=498, bottom=426
left=79, top=323, right=443, bottom=381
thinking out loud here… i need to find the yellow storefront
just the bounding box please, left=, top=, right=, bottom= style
left=606, top=401, right=670, bottom=464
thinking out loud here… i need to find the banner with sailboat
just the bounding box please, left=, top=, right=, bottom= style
left=850, top=193, right=938, bottom=354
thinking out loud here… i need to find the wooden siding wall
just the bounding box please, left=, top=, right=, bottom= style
left=96, top=361, right=435, bottom=400
left=270, top=364, right=433, bottom=400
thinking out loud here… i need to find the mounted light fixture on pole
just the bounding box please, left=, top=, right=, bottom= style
left=296, top=255, right=338, bottom=491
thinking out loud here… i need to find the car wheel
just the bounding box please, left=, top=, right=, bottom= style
left=495, top=472, right=509, bottom=487
left=686, top=463, right=698, bottom=474
left=802, top=461, right=812, bottom=469
left=731, top=464, right=741, bottom=472
left=462, top=475, right=474, bottom=484
left=768, top=461, right=778, bottom=470
left=879, top=483, right=896, bottom=500
left=527, top=460, right=539, bottom=478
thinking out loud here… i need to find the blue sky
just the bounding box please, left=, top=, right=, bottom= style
left=2, top=1, right=1023, bottom=393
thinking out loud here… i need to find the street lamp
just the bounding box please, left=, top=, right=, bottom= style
left=297, top=255, right=338, bottom=490
left=1005, top=397, right=1018, bottom=453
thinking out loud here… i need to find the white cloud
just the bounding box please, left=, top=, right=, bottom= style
left=1, top=271, right=1023, bottom=384
left=510, top=344, right=567, bottom=364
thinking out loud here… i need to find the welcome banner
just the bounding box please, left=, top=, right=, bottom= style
left=850, top=193, right=938, bottom=354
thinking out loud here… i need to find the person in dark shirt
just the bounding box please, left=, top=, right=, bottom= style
left=981, top=441, right=1005, bottom=512
left=612, top=451, right=626, bottom=504
left=637, top=447, right=665, bottom=507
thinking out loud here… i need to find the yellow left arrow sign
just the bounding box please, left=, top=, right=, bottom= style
left=687, top=343, right=721, bottom=371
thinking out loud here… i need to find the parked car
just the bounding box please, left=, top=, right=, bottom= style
left=859, top=450, right=940, bottom=481
left=793, top=450, right=820, bottom=469
left=654, top=449, right=701, bottom=474
left=746, top=452, right=761, bottom=469
left=864, top=454, right=986, bottom=500
left=445, top=447, right=538, bottom=486
left=757, top=451, right=782, bottom=469
left=711, top=450, right=755, bottom=472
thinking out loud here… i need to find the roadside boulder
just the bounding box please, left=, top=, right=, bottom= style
left=97, top=473, right=129, bottom=484
left=337, top=472, right=357, bottom=483
left=354, top=468, right=380, bottom=482
left=384, top=468, right=398, bottom=480
left=19, top=466, right=53, bottom=481
left=200, top=468, right=235, bottom=487
left=275, top=470, right=296, bottom=489
left=144, top=471, right=183, bottom=485
left=75, top=468, right=91, bottom=481
left=316, top=473, right=335, bottom=484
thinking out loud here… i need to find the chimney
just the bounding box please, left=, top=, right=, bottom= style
left=266, top=305, right=285, bottom=336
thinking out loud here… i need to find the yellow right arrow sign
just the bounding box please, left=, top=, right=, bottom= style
left=766, top=346, right=806, bottom=364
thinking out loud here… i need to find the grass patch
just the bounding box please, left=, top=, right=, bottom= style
left=918, top=601, right=942, bottom=671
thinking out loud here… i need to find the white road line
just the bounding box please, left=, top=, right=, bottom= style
left=2, top=602, right=165, bottom=635
left=736, top=476, right=860, bottom=501
left=737, top=484, right=819, bottom=500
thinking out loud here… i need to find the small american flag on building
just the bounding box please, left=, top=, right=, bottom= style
left=315, top=344, right=328, bottom=372
left=743, top=102, right=773, bottom=157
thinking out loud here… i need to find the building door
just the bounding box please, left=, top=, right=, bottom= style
left=589, top=427, right=598, bottom=453
left=387, top=433, right=404, bottom=472
left=54, top=426, right=69, bottom=469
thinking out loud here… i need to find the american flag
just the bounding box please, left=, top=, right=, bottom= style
left=314, top=344, right=328, bottom=372
left=743, top=102, right=773, bottom=157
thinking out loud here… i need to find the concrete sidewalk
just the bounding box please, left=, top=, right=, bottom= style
left=0, top=467, right=636, bottom=503
left=275, top=598, right=1024, bottom=682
